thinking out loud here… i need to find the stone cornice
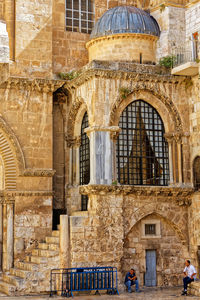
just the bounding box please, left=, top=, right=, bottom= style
left=86, top=33, right=158, bottom=49
left=79, top=185, right=193, bottom=206
left=0, top=77, right=65, bottom=93
left=0, top=190, right=53, bottom=200
left=64, top=61, right=186, bottom=89
left=22, top=169, right=56, bottom=177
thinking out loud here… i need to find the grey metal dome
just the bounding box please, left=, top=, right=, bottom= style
left=90, top=6, right=160, bottom=39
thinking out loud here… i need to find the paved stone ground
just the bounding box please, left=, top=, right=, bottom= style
left=0, top=287, right=198, bottom=300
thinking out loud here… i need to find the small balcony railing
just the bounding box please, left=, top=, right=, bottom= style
left=171, top=46, right=199, bottom=76
left=172, top=48, right=197, bottom=68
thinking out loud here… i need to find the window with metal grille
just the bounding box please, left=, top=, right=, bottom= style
left=117, top=100, right=169, bottom=186
left=193, top=156, right=200, bottom=190
left=145, top=224, right=156, bottom=235
left=66, top=0, right=95, bottom=33
left=80, top=112, right=90, bottom=211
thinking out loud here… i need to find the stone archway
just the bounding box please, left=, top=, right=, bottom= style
left=109, top=88, right=183, bottom=133
left=122, top=212, right=189, bottom=288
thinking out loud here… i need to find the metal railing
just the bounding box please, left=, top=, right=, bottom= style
left=50, top=267, right=119, bottom=297
left=172, top=47, right=199, bottom=68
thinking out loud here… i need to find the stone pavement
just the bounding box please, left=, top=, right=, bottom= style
left=0, top=287, right=199, bottom=300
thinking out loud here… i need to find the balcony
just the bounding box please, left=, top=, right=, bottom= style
left=171, top=48, right=199, bottom=76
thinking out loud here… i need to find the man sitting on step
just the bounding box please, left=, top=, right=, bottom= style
left=124, top=268, right=140, bottom=293
left=182, top=260, right=197, bottom=296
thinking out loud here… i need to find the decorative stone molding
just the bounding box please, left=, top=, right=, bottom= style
left=22, top=169, right=56, bottom=177
left=66, top=97, right=85, bottom=140
left=110, top=87, right=183, bottom=132
left=0, top=190, right=53, bottom=199
left=79, top=184, right=193, bottom=205
left=0, top=77, right=65, bottom=93
left=86, top=33, right=158, bottom=49
left=64, top=61, right=184, bottom=89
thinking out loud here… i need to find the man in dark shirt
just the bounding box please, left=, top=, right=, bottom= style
left=124, top=268, right=139, bottom=293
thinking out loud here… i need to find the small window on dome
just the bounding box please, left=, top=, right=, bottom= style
left=66, top=0, right=95, bottom=33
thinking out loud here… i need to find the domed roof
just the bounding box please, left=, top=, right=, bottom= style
left=90, top=6, right=160, bottom=39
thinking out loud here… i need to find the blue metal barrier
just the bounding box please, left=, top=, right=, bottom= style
left=50, top=267, right=119, bottom=297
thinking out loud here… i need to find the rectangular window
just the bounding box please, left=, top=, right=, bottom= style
left=192, top=32, right=199, bottom=61
left=66, top=0, right=95, bottom=33
left=145, top=224, right=156, bottom=235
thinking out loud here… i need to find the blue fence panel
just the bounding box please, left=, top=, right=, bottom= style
left=50, top=267, right=119, bottom=297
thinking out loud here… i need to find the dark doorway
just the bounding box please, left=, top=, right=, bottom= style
left=53, top=209, right=67, bottom=230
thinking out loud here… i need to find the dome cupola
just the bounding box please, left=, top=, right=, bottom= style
left=86, top=6, right=160, bottom=64
left=90, top=6, right=160, bottom=39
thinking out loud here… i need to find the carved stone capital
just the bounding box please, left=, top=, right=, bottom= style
left=84, top=126, right=120, bottom=139
left=65, top=136, right=81, bottom=148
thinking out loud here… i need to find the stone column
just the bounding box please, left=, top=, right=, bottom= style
left=2, top=202, right=7, bottom=271
left=6, top=202, right=14, bottom=270
left=165, top=133, right=174, bottom=185
left=66, top=136, right=81, bottom=186
left=0, top=203, right=3, bottom=270
left=176, top=134, right=183, bottom=185
left=59, top=215, right=69, bottom=268
left=85, top=126, right=120, bottom=185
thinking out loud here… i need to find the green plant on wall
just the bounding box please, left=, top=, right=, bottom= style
left=58, top=70, right=80, bottom=80
left=119, top=87, right=131, bottom=99
left=159, top=55, right=176, bottom=68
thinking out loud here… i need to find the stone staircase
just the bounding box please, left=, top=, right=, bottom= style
left=0, top=229, right=60, bottom=295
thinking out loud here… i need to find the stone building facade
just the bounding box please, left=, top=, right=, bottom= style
left=0, top=0, right=199, bottom=296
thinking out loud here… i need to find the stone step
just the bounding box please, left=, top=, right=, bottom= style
left=46, top=236, right=59, bottom=244
left=32, top=249, right=59, bottom=257
left=0, top=280, right=16, bottom=296
left=25, top=256, right=31, bottom=262
left=30, top=256, right=48, bottom=264
left=38, top=242, right=49, bottom=250
left=52, top=230, right=59, bottom=237
left=10, top=268, right=29, bottom=279
left=2, top=273, right=24, bottom=287
left=14, top=261, right=39, bottom=271
left=48, top=243, right=59, bottom=251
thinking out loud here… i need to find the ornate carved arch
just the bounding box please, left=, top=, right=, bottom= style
left=126, top=205, right=187, bottom=245
left=66, top=97, right=88, bottom=140
left=0, top=117, right=25, bottom=189
left=110, top=88, right=183, bottom=132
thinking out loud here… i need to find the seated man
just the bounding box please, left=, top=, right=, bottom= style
left=124, top=268, right=140, bottom=293
left=182, top=260, right=197, bottom=296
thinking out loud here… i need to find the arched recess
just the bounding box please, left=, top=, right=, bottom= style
left=109, top=89, right=183, bottom=133
left=193, top=156, right=200, bottom=190
left=0, top=117, right=25, bottom=190
left=123, top=211, right=189, bottom=287
left=126, top=204, right=188, bottom=245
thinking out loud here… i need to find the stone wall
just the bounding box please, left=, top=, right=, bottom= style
left=151, top=6, right=186, bottom=60
left=69, top=186, right=191, bottom=288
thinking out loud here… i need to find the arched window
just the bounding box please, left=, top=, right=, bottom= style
left=66, top=0, right=95, bottom=33
left=117, top=100, right=169, bottom=186
left=80, top=112, right=90, bottom=210
left=193, top=156, right=200, bottom=190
